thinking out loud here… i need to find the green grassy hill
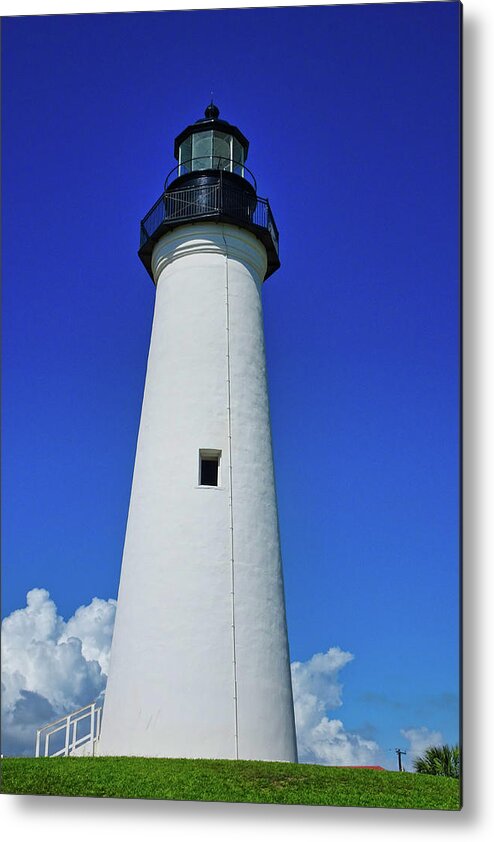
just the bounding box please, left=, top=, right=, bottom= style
left=1, top=756, right=460, bottom=810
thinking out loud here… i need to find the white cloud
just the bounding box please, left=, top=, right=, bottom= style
left=291, top=647, right=380, bottom=766
left=401, top=725, right=443, bottom=764
left=1, top=589, right=116, bottom=756
left=60, top=596, right=116, bottom=676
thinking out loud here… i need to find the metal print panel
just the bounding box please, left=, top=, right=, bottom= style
left=1, top=1, right=461, bottom=810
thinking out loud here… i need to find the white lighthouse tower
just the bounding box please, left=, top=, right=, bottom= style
left=98, top=104, right=297, bottom=762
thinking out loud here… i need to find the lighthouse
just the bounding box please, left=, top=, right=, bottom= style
left=98, top=104, right=297, bottom=762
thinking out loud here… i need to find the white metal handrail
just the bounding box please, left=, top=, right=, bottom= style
left=35, top=701, right=102, bottom=757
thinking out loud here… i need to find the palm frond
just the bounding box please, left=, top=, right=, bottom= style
left=413, top=744, right=460, bottom=778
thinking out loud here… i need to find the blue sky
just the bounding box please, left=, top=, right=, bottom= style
left=2, top=2, right=460, bottom=765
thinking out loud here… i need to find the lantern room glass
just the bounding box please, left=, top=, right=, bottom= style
left=178, top=130, right=246, bottom=176
left=213, top=132, right=231, bottom=170
left=233, top=138, right=245, bottom=176
left=178, top=135, right=192, bottom=174
left=192, top=131, right=212, bottom=171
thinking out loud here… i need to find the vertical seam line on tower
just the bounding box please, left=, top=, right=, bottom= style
left=222, top=228, right=239, bottom=761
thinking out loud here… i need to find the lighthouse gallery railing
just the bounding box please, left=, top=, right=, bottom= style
left=139, top=182, right=279, bottom=257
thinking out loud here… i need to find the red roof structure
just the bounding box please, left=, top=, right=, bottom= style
left=336, top=766, right=386, bottom=771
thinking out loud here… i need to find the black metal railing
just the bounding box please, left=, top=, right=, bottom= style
left=139, top=182, right=279, bottom=256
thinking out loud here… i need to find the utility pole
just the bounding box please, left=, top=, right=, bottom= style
left=395, top=747, right=407, bottom=771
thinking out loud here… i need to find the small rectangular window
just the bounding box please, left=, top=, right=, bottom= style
left=199, top=450, right=221, bottom=487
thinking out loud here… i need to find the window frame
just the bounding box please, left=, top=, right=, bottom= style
left=198, top=449, right=222, bottom=488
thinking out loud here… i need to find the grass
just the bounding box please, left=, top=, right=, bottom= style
left=1, top=756, right=460, bottom=810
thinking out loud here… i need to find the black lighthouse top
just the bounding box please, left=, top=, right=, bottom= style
left=138, top=104, right=280, bottom=281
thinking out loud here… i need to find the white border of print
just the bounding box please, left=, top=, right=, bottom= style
left=2, top=0, right=493, bottom=840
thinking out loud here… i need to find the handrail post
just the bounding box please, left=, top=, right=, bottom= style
left=64, top=714, right=70, bottom=756
left=44, top=732, right=49, bottom=757
left=72, top=719, right=77, bottom=753
left=90, top=703, right=96, bottom=755
left=35, top=729, right=41, bottom=758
